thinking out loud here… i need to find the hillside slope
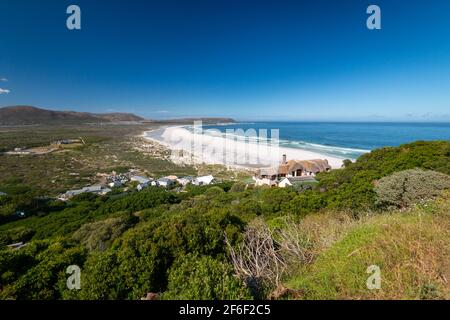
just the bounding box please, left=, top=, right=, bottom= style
left=0, top=106, right=144, bottom=125
left=285, top=192, right=450, bottom=299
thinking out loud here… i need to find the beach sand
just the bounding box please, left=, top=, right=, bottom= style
left=143, top=126, right=345, bottom=169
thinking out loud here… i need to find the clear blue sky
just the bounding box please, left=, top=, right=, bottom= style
left=1, top=0, right=450, bottom=121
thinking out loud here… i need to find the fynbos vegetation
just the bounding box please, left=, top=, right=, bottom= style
left=1, top=138, right=449, bottom=300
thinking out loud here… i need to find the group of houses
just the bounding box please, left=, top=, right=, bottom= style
left=253, top=154, right=331, bottom=188
left=130, top=174, right=216, bottom=191
left=106, top=173, right=131, bottom=188
left=59, top=171, right=216, bottom=200
left=59, top=185, right=112, bottom=200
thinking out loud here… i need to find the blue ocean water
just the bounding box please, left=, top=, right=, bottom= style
left=201, top=122, right=450, bottom=160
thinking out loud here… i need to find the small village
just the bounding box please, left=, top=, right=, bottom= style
left=0, top=153, right=333, bottom=204
left=0, top=153, right=333, bottom=252
left=54, top=154, right=331, bottom=200
left=58, top=171, right=217, bottom=201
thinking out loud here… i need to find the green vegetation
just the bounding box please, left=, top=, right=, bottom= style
left=316, top=140, right=450, bottom=211
left=374, top=169, right=450, bottom=209
left=0, top=139, right=449, bottom=300
left=286, top=192, right=450, bottom=299
left=0, top=125, right=196, bottom=195
left=164, top=254, right=252, bottom=300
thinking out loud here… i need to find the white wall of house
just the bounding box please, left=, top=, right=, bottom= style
left=278, top=178, right=292, bottom=188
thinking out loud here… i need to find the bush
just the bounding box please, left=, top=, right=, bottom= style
left=375, top=169, right=450, bottom=209
left=230, top=182, right=246, bottom=193
left=288, top=191, right=327, bottom=217
left=72, top=216, right=137, bottom=251
left=259, top=188, right=296, bottom=216
left=233, top=198, right=262, bottom=216
left=164, top=254, right=252, bottom=300
left=0, top=227, right=35, bottom=246
left=204, top=186, right=225, bottom=198
left=0, top=240, right=86, bottom=300
left=317, top=140, right=450, bottom=210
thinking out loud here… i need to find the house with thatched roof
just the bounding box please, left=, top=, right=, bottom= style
left=254, top=154, right=331, bottom=187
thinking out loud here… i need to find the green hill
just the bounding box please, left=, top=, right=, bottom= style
left=285, top=191, right=450, bottom=299
left=0, top=140, right=449, bottom=300
left=0, top=106, right=144, bottom=126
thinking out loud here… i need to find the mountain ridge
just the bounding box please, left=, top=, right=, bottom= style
left=0, top=106, right=144, bottom=125
left=0, top=106, right=236, bottom=126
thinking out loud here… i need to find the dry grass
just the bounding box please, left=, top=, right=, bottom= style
left=284, top=191, right=450, bottom=299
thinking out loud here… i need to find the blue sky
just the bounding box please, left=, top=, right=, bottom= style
left=1, top=0, right=450, bottom=121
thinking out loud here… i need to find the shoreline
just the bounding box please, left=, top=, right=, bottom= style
left=141, top=126, right=345, bottom=170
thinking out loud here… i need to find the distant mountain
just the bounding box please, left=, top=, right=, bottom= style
left=0, top=106, right=145, bottom=125
left=144, top=117, right=236, bottom=125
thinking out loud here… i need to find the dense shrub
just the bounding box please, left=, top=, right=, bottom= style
left=375, top=169, right=450, bottom=209
left=98, top=187, right=179, bottom=214
left=164, top=254, right=252, bottom=300
left=1, top=141, right=449, bottom=300
left=230, top=182, right=246, bottom=193
left=75, top=251, right=124, bottom=300
left=259, top=188, right=296, bottom=216
left=74, top=210, right=245, bottom=300
left=0, top=227, right=35, bottom=246
left=0, top=240, right=86, bottom=300
left=233, top=198, right=262, bottom=217
left=288, top=191, right=327, bottom=217
left=72, top=215, right=137, bottom=251
left=317, top=141, right=450, bottom=210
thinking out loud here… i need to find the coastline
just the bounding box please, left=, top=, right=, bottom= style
left=141, top=126, right=345, bottom=169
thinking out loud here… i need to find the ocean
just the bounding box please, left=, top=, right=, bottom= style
left=200, top=122, right=450, bottom=160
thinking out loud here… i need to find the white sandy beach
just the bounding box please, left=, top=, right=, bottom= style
left=143, top=126, right=345, bottom=169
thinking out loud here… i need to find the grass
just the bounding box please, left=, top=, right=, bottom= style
left=0, top=124, right=199, bottom=195
left=285, top=192, right=450, bottom=300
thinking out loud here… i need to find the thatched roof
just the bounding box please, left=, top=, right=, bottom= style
left=258, top=166, right=280, bottom=177
left=257, top=159, right=331, bottom=177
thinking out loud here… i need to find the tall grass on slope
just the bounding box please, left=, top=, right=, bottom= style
left=286, top=191, right=450, bottom=300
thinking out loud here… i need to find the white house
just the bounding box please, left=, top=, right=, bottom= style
left=108, top=180, right=123, bottom=188
left=157, top=178, right=174, bottom=188
left=137, top=183, right=149, bottom=191
left=194, top=175, right=215, bottom=186
left=256, top=156, right=331, bottom=181
left=177, top=176, right=194, bottom=186
left=278, top=178, right=293, bottom=188
left=130, top=175, right=151, bottom=185
left=60, top=185, right=111, bottom=200
left=131, top=175, right=153, bottom=190
left=82, top=185, right=111, bottom=195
